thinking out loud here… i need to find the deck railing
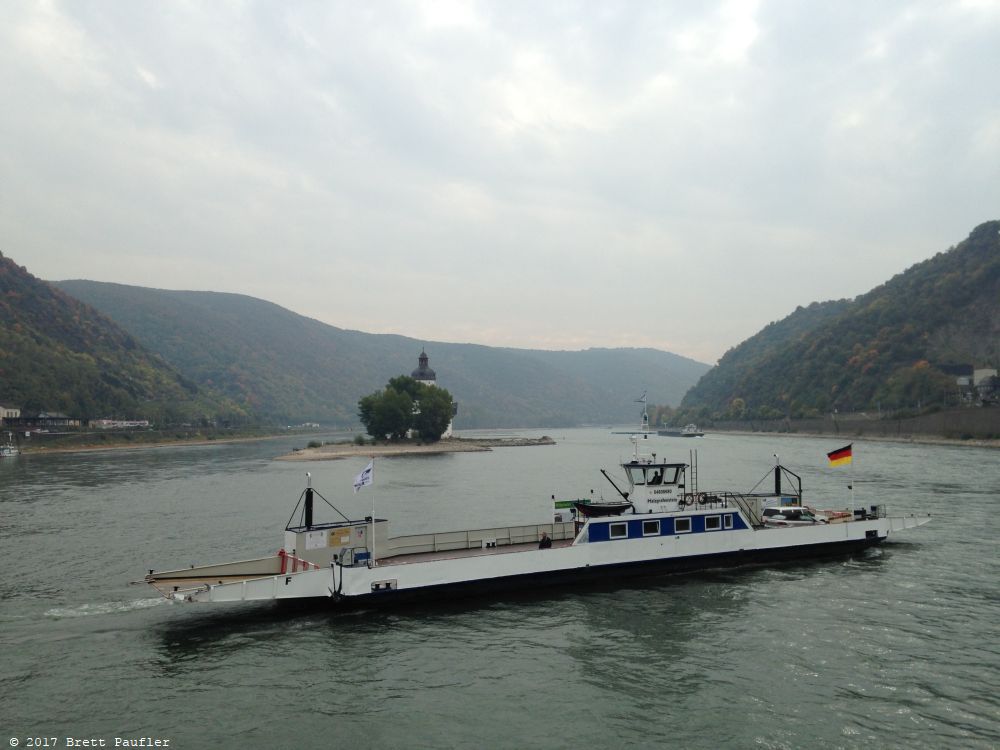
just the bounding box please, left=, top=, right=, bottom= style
left=683, top=491, right=765, bottom=527
left=382, top=521, right=577, bottom=559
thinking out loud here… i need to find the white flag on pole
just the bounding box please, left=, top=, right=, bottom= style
left=353, top=460, right=374, bottom=493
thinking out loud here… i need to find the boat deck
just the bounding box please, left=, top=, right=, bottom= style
left=379, top=539, right=574, bottom=566
left=147, top=573, right=278, bottom=596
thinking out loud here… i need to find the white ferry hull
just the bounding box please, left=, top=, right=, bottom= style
left=143, top=447, right=931, bottom=608
left=160, top=514, right=929, bottom=606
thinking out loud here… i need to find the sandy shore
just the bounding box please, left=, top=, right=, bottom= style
left=16, top=434, right=295, bottom=456
left=276, top=436, right=556, bottom=461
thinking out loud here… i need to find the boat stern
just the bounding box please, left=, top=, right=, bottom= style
left=142, top=552, right=325, bottom=602
left=888, top=514, right=932, bottom=533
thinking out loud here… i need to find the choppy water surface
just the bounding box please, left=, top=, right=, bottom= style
left=1, top=430, right=997, bottom=749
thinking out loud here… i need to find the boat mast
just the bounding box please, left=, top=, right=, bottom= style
left=304, top=472, right=314, bottom=528
left=635, top=391, right=649, bottom=432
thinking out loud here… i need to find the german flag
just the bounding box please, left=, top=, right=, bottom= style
left=827, top=444, right=853, bottom=467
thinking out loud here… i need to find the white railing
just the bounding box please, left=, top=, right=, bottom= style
left=382, top=521, right=576, bottom=559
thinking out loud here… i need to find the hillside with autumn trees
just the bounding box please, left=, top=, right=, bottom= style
left=0, top=253, right=244, bottom=423
left=675, top=221, right=1000, bottom=421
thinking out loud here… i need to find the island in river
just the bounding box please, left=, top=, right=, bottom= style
left=276, top=436, right=556, bottom=461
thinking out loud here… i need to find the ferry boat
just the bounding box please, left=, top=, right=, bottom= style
left=140, top=443, right=930, bottom=605
left=657, top=423, right=704, bottom=438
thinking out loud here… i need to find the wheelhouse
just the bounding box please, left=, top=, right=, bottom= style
left=620, top=453, right=687, bottom=513
left=623, top=462, right=685, bottom=487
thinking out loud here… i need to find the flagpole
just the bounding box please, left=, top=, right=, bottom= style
left=850, top=454, right=855, bottom=510
left=370, top=455, right=376, bottom=568
left=827, top=444, right=854, bottom=512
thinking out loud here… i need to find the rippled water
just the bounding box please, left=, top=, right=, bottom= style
left=1, top=430, right=997, bottom=749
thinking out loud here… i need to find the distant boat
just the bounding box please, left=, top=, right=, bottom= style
left=657, top=423, right=704, bottom=438
left=1, top=444, right=20, bottom=457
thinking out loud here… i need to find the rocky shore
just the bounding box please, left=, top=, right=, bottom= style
left=276, top=435, right=556, bottom=461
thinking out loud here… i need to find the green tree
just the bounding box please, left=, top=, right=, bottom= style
left=381, top=389, right=414, bottom=440
left=358, top=388, right=414, bottom=440
left=387, top=375, right=422, bottom=401
left=413, top=384, right=454, bottom=442
left=875, top=362, right=954, bottom=410
left=726, top=397, right=747, bottom=419
left=650, top=404, right=675, bottom=427
left=357, top=392, right=380, bottom=437
left=358, top=378, right=454, bottom=442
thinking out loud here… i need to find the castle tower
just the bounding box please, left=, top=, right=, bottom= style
left=411, top=349, right=455, bottom=438
left=411, top=349, right=437, bottom=387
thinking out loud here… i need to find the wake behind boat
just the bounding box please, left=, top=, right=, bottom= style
left=140, top=439, right=930, bottom=606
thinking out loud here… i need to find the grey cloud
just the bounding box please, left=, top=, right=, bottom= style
left=1, top=1, right=997, bottom=363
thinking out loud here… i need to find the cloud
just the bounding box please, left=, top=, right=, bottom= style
left=1, top=1, right=997, bottom=363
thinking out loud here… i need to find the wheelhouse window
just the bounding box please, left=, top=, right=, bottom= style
left=705, top=515, right=721, bottom=531
left=626, top=466, right=646, bottom=485
left=627, top=465, right=682, bottom=486
left=674, top=517, right=691, bottom=534
left=642, top=520, right=660, bottom=536
left=724, top=514, right=734, bottom=529
left=610, top=522, right=628, bottom=539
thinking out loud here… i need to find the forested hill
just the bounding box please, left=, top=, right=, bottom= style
left=0, top=254, right=241, bottom=422
left=680, top=221, right=1000, bottom=419
left=54, top=281, right=709, bottom=428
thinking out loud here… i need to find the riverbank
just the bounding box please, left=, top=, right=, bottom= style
left=709, top=427, right=1000, bottom=449
left=705, top=406, right=999, bottom=446
left=276, top=436, right=556, bottom=461
left=11, top=430, right=301, bottom=455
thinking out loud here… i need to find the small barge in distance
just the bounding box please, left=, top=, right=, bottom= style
left=140, top=442, right=930, bottom=606
left=657, top=423, right=704, bottom=438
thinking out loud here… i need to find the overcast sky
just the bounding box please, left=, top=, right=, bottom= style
left=2, top=1, right=998, bottom=363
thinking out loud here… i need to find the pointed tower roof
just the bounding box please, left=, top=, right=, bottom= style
left=411, top=348, right=436, bottom=381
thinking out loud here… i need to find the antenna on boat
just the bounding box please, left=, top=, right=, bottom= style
left=635, top=391, right=649, bottom=432
left=629, top=434, right=640, bottom=460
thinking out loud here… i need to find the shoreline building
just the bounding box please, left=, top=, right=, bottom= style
left=0, top=405, right=21, bottom=425
left=411, top=349, right=457, bottom=438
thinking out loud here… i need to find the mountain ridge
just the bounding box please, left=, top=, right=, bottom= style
left=54, top=280, right=710, bottom=427
left=679, top=221, right=1000, bottom=419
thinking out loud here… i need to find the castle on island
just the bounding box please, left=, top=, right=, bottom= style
left=411, top=349, right=456, bottom=438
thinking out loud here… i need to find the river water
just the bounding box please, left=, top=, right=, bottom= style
left=1, top=429, right=997, bottom=749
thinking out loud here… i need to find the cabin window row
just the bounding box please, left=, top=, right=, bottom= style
left=606, top=514, right=736, bottom=540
